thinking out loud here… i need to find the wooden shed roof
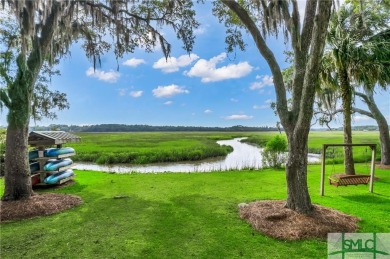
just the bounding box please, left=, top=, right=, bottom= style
left=28, top=131, right=81, bottom=146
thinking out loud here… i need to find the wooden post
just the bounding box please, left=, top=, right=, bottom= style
left=369, top=144, right=376, bottom=193
left=320, top=144, right=327, bottom=196
left=320, top=143, right=376, bottom=195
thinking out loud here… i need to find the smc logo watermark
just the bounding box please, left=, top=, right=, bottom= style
left=328, top=233, right=390, bottom=258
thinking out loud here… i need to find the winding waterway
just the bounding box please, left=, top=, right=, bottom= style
left=73, top=138, right=321, bottom=173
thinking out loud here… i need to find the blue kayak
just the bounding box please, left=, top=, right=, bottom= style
left=43, top=158, right=73, bottom=171
left=44, top=169, right=75, bottom=184
left=29, top=150, right=39, bottom=160
left=30, top=162, right=40, bottom=173
left=44, top=147, right=75, bottom=157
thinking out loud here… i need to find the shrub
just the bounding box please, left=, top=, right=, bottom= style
left=265, top=135, right=287, bottom=152
left=262, top=135, right=287, bottom=169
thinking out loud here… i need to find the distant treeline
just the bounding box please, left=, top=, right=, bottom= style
left=22, top=124, right=384, bottom=132
left=29, top=124, right=282, bottom=132
left=334, top=125, right=381, bottom=131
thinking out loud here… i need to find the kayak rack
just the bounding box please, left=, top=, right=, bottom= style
left=28, top=131, right=81, bottom=187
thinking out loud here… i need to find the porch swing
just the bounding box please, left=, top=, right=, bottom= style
left=320, top=143, right=377, bottom=196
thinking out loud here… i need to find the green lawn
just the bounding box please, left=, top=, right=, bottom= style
left=1, top=164, right=389, bottom=258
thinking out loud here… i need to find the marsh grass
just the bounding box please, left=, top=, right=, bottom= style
left=241, top=131, right=382, bottom=164
left=0, top=164, right=389, bottom=258
left=68, top=132, right=241, bottom=164
left=62, top=131, right=382, bottom=165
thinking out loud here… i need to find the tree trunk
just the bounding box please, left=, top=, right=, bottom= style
left=378, top=121, right=390, bottom=165
left=339, top=69, right=355, bottom=175
left=1, top=55, right=35, bottom=201
left=360, top=90, right=390, bottom=165
left=221, top=0, right=332, bottom=214
left=285, top=134, right=312, bottom=213
left=2, top=124, right=33, bottom=200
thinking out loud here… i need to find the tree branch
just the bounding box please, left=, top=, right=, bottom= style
left=300, top=0, right=317, bottom=53
left=290, top=0, right=300, bottom=51
left=221, top=0, right=289, bottom=128
left=355, top=91, right=369, bottom=102
left=352, top=107, right=374, bottom=118
left=0, top=88, right=11, bottom=108
left=83, top=1, right=168, bottom=24
left=295, top=0, right=333, bottom=134
left=290, top=0, right=317, bottom=117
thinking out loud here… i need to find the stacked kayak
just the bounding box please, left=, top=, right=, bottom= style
left=44, top=147, right=75, bottom=157
left=44, top=169, right=75, bottom=184
left=30, top=162, right=40, bottom=174
left=43, top=158, right=73, bottom=171
left=29, top=146, right=76, bottom=185
left=42, top=158, right=74, bottom=184
left=29, top=150, right=40, bottom=160
left=28, top=147, right=75, bottom=161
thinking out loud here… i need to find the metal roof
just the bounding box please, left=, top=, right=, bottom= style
left=28, top=131, right=81, bottom=146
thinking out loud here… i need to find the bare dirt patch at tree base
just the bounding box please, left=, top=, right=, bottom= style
left=239, top=200, right=359, bottom=240
left=1, top=193, right=82, bottom=222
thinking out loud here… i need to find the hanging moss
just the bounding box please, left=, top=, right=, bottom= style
left=7, top=54, right=33, bottom=128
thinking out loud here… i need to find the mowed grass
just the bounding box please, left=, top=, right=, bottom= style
left=1, top=165, right=389, bottom=258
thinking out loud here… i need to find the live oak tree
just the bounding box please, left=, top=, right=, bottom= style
left=355, top=90, right=390, bottom=165
left=0, top=15, right=70, bottom=177
left=0, top=0, right=198, bottom=201
left=214, top=0, right=332, bottom=213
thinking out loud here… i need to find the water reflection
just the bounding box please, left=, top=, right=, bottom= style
left=73, top=138, right=320, bottom=173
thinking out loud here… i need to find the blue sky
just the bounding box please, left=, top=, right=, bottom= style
left=1, top=2, right=389, bottom=128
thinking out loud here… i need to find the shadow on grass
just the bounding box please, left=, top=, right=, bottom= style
left=1, top=177, right=328, bottom=258
left=138, top=194, right=235, bottom=257
left=340, top=194, right=390, bottom=204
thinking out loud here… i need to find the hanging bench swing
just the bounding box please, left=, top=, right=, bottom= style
left=328, top=174, right=370, bottom=186
left=320, top=143, right=376, bottom=196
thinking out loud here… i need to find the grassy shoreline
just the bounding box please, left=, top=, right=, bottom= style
left=1, top=164, right=389, bottom=258
left=64, top=131, right=382, bottom=165
left=67, top=132, right=245, bottom=165
left=241, top=131, right=382, bottom=163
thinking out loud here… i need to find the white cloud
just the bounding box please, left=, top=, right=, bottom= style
left=185, top=53, right=253, bottom=83
left=354, top=115, right=371, bottom=122
left=118, top=88, right=127, bottom=96
left=129, top=90, right=143, bottom=98
left=250, top=75, right=274, bottom=90
left=224, top=114, right=254, bottom=120
left=152, top=84, right=189, bottom=98
left=204, top=109, right=212, bottom=114
left=123, top=58, right=146, bottom=67
left=194, top=26, right=207, bottom=35
left=164, top=101, right=173, bottom=105
left=253, top=105, right=268, bottom=110
left=265, top=99, right=273, bottom=104
left=153, top=54, right=199, bottom=73
left=86, top=67, right=120, bottom=83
